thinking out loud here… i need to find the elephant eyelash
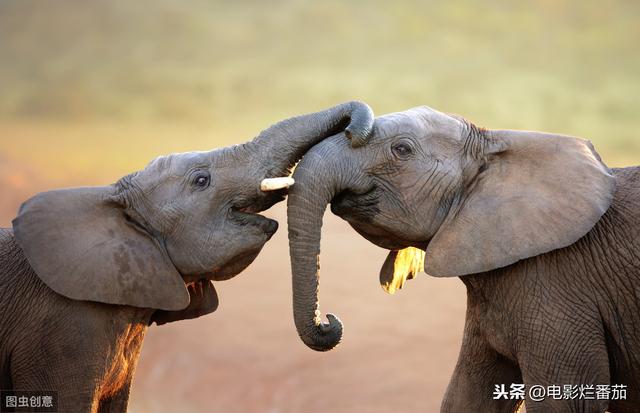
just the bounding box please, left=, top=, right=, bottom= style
left=390, top=139, right=416, bottom=159
left=187, top=170, right=212, bottom=190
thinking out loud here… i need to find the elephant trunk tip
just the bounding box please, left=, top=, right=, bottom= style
left=345, top=102, right=374, bottom=148
left=300, top=313, right=343, bottom=352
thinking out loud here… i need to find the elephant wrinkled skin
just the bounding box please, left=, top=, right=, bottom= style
left=287, top=105, right=640, bottom=413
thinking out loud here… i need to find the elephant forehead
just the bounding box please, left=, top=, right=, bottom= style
left=374, top=106, right=464, bottom=140
left=374, top=111, right=424, bottom=138
left=144, top=151, right=214, bottom=176
left=124, top=152, right=214, bottom=194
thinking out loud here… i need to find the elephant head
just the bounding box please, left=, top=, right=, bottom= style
left=12, top=101, right=374, bottom=324
left=287, top=105, right=616, bottom=351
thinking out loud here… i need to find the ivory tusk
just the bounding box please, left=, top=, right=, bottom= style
left=260, top=177, right=295, bottom=191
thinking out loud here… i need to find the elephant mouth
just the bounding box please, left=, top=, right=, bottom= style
left=202, top=193, right=282, bottom=284
left=230, top=196, right=281, bottom=238
left=330, top=187, right=381, bottom=222
left=230, top=208, right=279, bottom=238
left=331, top=188, right=424, bottom=250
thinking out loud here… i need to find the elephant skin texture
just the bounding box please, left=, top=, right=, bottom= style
left=287, top=105, right=639, bottom=413
left=0, top=101, right=374, bottom=412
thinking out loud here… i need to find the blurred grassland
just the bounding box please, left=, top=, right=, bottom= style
left=1, top=0, right=639, bottom=221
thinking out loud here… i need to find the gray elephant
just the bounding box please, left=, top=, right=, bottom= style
left=286, top=106, right=639, bottom=413
left=0, top=101, right=374, bottom=412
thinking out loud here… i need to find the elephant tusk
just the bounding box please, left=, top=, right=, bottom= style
left=260, top=177, right=295, bottom=191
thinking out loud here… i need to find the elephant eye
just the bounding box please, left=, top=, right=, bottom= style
left=392, top=142, right=413, bottom=159
left=192, top=172, right=210, bottom=189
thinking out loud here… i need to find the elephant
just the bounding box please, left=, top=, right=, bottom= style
left=0, top=101, right=374, bottom=412
left=286, top=105, right=640, bottom=413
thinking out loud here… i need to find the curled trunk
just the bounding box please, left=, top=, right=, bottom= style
left=287, top=136, right=359, bottom=351
left=248, top=101, right=374, bottom=176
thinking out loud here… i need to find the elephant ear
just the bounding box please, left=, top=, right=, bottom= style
left=150, top=279, right=219, bottom=325
left=425, top=130, right=616, bottom=277
left=12, top=187, right=190, bottom=311
left=379, top=247, right=425, bottom=294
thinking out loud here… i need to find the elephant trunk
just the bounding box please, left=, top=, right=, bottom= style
left=287, top=136, right=359, bottom=351
left=247, top=101, right=373, bottom=177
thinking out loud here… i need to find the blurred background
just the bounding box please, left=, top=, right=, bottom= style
left=1, top=0, right=638, bottom=411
